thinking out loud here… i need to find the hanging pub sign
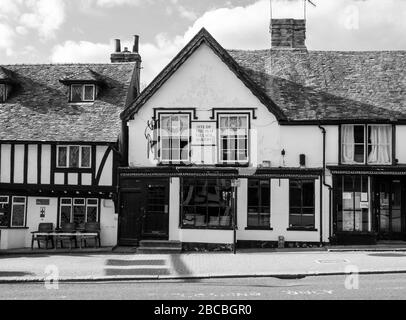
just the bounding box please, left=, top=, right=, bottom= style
left=191, top=122, right=217, bottom=165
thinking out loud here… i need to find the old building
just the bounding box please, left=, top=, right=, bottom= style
left=118, top=18, right=406, bottom=249
left=0, top=37, right=141, bottom=250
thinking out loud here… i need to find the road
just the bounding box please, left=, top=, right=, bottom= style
left=0, top=274, right=406, bottom=300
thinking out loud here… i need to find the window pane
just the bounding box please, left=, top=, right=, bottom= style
left=354, top=126, right=365, bottom=144
left=354, top=145, right=365, bottom=163
left=81, top=147, right=91, bottom=168
left=69, top=146, right=80, bottom=168
left=73, top=205, right=86, bottom=225
left=0, top=84, right=5, bottom=102
left=260, top=180, right=270, bottom=208
left=61, top=198, right=72, bottom=205
left=86, top=206, right=98, bottom=223
left=71, top=85, right=83, bottom=102
left=302, top=182, right=314, bottom=207
left=60, top=206, right=71, bottom=225
left=87, top=199, right=98, bottom=206
left=290, top=182, right=301, bottom=207
left=58, top=147, right=67, bottom=167
left=0, top=199, right=9, bottom=227
left=248, top=180, right=259, bottom=207
left=84, top=85, right=94, bottom=101
left=12, top=202, right=25, bottom=227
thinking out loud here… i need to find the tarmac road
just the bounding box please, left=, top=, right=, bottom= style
left=0, top=273, right=406, bottom=300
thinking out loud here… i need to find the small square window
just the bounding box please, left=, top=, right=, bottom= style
left=70, top=84, right=95, bottom=102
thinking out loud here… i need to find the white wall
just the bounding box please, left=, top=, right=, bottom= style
left=0, top=229, right=26, bottom=250
left=397, top=126, right=406, bottom=164
left=100, top=199, right=118, bottom=247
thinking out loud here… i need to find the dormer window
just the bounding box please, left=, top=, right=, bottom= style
left=0, top=84, right=6, bottom=103
left=70, top=84, right=96, bottom=103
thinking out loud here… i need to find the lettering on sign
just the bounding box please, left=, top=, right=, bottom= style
left=192, top=122, right=216, bottom=146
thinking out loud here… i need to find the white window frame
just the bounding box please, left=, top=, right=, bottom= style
left=70, top=84, right=96, bottom=102
left=59, top=198, right=73, bottom=227
left=341, top=124, right=392, bottom=165
left=159, top=113, right=191, bottom=164
left=85, top=199, right=99, bottom=222
left=10, top=196, right=27, bottom=228
left=218, top=114, right=250, bottom=165
left=59, top=198, right=98, bottom=227
left=57, top=145, right=92, bottom=169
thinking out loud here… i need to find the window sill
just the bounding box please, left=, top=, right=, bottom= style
left=287, top=227, right=318, bottom=232
left=0, top=227, right=29, bottom=230
left=181, top=226, right=235, bottom=231
left=245, top=227, right=273, bottom=231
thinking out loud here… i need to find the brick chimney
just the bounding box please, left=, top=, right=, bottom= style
left=270, top=19, right=306, bottom=49
left=110, top=35, right=142, bottom=63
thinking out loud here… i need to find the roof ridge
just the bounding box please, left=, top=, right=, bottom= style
left=0, top=62, right=136, bottom=67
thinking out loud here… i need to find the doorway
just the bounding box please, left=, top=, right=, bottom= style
left=118, top=179, right=170, bottom=246
left=374, top=177, right=406, bottom=240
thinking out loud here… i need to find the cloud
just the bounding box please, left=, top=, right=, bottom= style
left=51, top=40, right=111, bottom=63
left=0, top=22, right=15, bottom=51
left=19, top=0, right=66, bottom=40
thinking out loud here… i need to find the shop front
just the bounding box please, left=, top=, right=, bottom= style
left=331, top=169, right=406, bottom=245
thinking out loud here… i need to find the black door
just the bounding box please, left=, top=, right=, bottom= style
left=142, top=182, right=170, bottom=240
left=118, top=179, right=169, bottom=246
left=374, top=177, right=406, bottom=240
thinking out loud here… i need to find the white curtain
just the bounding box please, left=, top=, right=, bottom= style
left=368, top=126, right=391, bottom=164
left=342, top=125, right=355, bottom=163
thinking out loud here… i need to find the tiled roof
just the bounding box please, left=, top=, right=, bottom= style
left=59, top=68, right=103, bottom=84
left=0, top=63, right=136, bottom=142
left=228, top=49, right=406, bottom=122
left=0, top=67, right=15, bottom=83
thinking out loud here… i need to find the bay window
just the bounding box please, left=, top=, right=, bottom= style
left=159, top=114, right=190, bottom=163
left=341, top=124, right=392, bottom=165
left=219, top=115, right=249, bottom=164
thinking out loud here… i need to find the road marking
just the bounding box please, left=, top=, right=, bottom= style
left=283, top=289, right=334, bottom=296
left=315, top=259, right=350, bottom=264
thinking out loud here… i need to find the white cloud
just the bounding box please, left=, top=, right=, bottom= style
left=51, top=40, right=112, bottom=63
left=19, top=0, right=66, bottom=40
left=0, top=23, right=15, bottom=50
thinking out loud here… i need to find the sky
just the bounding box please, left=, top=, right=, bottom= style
left=0, top=0, right=406, bottom=85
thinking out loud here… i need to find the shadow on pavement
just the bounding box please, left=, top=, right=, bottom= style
left=368, top=253, right=406, bottom=258
left=170, top=255, right=200, bottom=283
left=0, top=271, right=35, bottom=277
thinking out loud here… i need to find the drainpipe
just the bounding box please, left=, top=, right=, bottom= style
left=319, top=125, right=333, bottom=246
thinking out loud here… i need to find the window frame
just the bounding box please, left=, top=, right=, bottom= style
left=0, top=195, right=10, bottom=228
left=70, top=84, right=96, bottom=103
left=59, top=198, right=99, bottom=227
left=340, top=124, right=393, bottom=165
left=180, top=178, right=234, bottom=230
left=288, top=179, right=316, bottom=230
left=217, top=113, right=250, bottom=165
left=10, top=196, right=27, bottom=228
left=247, top=179, right=271, bottom=229
left=57, top=145, right=92, bottom=169
left=158, top=113, right=191, bottom=164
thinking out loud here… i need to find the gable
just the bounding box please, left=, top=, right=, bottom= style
left=121, top=28, right=285, bottom=121
left=142, top=42, right=270, bottom=111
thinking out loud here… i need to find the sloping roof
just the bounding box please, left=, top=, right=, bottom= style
left=59, top=68, right=104, bottom=84
left=121, top=28, right=286, bottom=121
left=228, top=49, right=406, bottom=122
left=0, top=63, right=136, bottom=142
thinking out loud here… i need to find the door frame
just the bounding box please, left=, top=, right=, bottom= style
left=373, top=176, right=406, bottom=240
left=118, top=178, right=170, bottom=246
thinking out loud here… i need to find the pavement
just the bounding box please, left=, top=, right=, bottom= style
left=1, top=249, right=406, bottom=283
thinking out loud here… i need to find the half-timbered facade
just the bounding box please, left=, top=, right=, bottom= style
left=0, top=39, right=141, bottom=249
left=118, top=19, right=406, bottom=249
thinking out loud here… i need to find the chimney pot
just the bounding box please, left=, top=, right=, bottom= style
left=133, top=35, right=139, bottom=53
left=114, top=39, right=121, bottom=53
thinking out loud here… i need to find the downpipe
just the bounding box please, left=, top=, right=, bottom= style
left=319, top=125, right=333, bottom=246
